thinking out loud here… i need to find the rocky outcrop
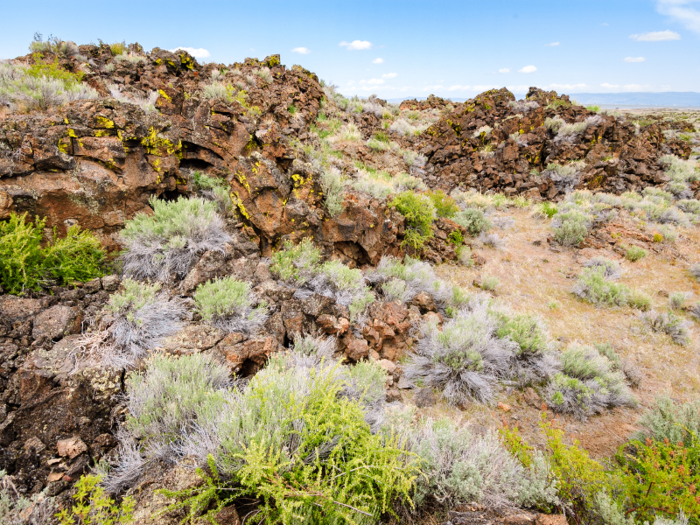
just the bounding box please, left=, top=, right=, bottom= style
left=413, top=88, right=694, bottom=198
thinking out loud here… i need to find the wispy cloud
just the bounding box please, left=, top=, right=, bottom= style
left=169, top=47, right=210, bottom=58
left=545, top=42, right=560, bottom=46
left=601, top=83, right=620, bottom=88
left=372, top=58, right=384, bottom=64
left=421, top=85, right=444, bottom=91
left=339, top=40, right=372, bottom=50
left=624, top=56, right=646, bottom=62
left=498, top=68, right=510, bottom=73
left=359, top=78, right=384, bottom=85
left=382, top=72, right=397, bottom=78
left=518, top=65, right=537, bottom=73
left=656, top=0, right=700, bottom=33
left=629, top=29, right=681, bottom=40
left=448, top=85, right=471, bottom=91
left=291, top=47, right=310, bottom=55
left=548, top=83, right=587, bottom=90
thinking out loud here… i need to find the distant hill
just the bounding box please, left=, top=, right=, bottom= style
left=386, top=92, right=700, bottom=108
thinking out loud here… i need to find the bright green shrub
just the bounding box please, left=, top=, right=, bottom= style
left=106, top=279, right=160, bottom=316
left=0, top=213, right=104, bottom=295
left=390, top=191, right=435, bottom=251
left=616, top=436, right=700, bottom=524
left=427, top=190, right=459, bottom=218
left=541, top=202, right=558, bottom=218
left=159, top=356, right=418, bottom=525
left=57, top=474, right=135, bottom=525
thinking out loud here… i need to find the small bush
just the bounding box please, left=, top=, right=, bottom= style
left=320, top=166, right=345, bottom=218
left=627, top=289, right=652, bottom=311
left=105, top=279, right=187, bottom=366
left=0, top=469, right=57, bottom=524
left=192, top=171, right=232, bottom=214
left=57, top=474, right=134, bottom=524
left=409, top=418, right=558, bottom=509
left=318, top=261, right=374, bottom=321
left=405, top=303, right=517, bottom=405
left=643, top=310, right=692, bottom=346
left=479, top=232, right=506, bottom=249
left=372, top=255, right=452, bottom=305
left=194, top=277, right=267, bottom=333
left=390, top=191, right=435, bottom=251
left=495, top=312, right=549, bottom=356
left=636, top=395, right=700, bottom=446
left=690, top=263, right=700, bottom=281
left=120, top=197, right=231, bottom=281
left=0, top=213, right=104, bottom=295
left=572, top=267, right=629, bottom=307
left=452, top=208, right=492, bottom=236
left=427, top=190, right=459, bottom=218
left=583, top=257, right=622, bottom=280
left=480, top=275, right=500, bottom=291
left=669, top=291, right=689, bottom=310
left=270, top=238, right=321, bottom=282
left=547, top=344, right=635, bottom=418
left=626, top=245, right=647, bottom=262
left=553, top=211, right=590, bottom=246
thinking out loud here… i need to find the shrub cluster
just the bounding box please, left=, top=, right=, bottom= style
left=0, top=212, right=105, bottom=295
left=270, top=240, right=375, bottom=321
left=390, top=191, right=436, bottom=252
left=113, top=349, right=413, bottom=524
left=120, top=196, right=231, bottom=281
left=573, top=266, right=651, bottom=310
left=642, top=310, right=692, bottom=346
left=192, top=171, right=232, bottom=214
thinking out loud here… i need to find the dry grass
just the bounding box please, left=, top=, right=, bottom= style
left=433, top=207, right=700, bottom=456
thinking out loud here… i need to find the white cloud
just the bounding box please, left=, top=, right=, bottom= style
left=372, top=57, right=384, bottom=64
left=339, top=40, right=372, bottom=50
left=448, top=85, right=471, bottom=91
left=629, top=29, right=681, bottom=40
left=382, top=72, right=397, bottom=78
left=518, top=65, right=537, bottom=73
left=359, top=78, right=385, bottom=85
left=600, top=83, right=620, bottom=88
left=421, top=85, right=444, bottom=91
left=506, top=85, right=531, bottom=93
left=472, top=85, right=499, bottom=91
left=291, top=47, right=310, bottom=55
left=624, top=56, right=646, bottom=62
left=623, top=84, right=647, bottom=91
left=498, top=68, right=510, bottom=73
left=169, top=47, right=210, bottom=58
left=545, top=42, right=560, bottom=46
left=656, top=0, right=700, bottom=34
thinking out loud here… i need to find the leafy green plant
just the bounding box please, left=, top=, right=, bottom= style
left=572, top=267, right=630, bottom=307
left=541, top=202, right=558, bottom=218
left=495, top=312, right=549, bottom=355
left=390, top=191, right=435, bottom=252
left=427, top=190, right=459, bottom=218
left=447, top=229, right=464, bottom=246
left=57, top=474, right=134, bottom=524
left=553, top=211, right=590, bottom=246
left=0, top=213, right=104, bottom=295
left=159, top=357, right=418, bottom=525
left=626, top=245, right=647, bottom=262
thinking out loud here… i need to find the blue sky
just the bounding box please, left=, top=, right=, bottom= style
left=1, top=0, right=698, bottom=98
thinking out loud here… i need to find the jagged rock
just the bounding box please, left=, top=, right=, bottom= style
left=31, top=305, right=79, bottom=341
left=57, top=436, right=87, bottom=459
left=217, top=335, right=280, bottom=375
left=160, top=325, right=225, bottom=354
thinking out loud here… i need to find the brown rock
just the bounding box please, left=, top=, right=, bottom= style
left=522, top=387, right=543, bottom=409
left=535, top=515, right=567, bottom=525
left=414, top=387, right=436, bottom=408
left=101, top=275, right=120, bottom=291
left=344, top=334, right=369, bottom=361
left=160, top=325, right=225, bottom=354
left=0, top=295, right=43, bottom=321
left=24, top=436, right=46, bottom=453
left=31, top=305, right=79, bottom=341
left=220, top=336, right=279, bottom=374
left=180, top=249, right=228, bottom=293
left=57, top=436, right=87, bottom=459
left=498, top=402, right=511, bottom=413
left=215, top=506, right=242, bottom=525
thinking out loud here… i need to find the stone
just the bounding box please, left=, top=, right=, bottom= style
left=497, top=402, right=511, bottom=412
left=397, top=376, right=413, bottom=389
left=219, top=336, right=279, bottom=375
left=411, top=291, right=437, bottom=313
left=160, top=325, right=225, bottom=354
left=57, top=436, right=88, bottom=459
left=31, top=305, right=79, bottom=340
left=414, top=387, right=436, bottom=408
left=344, top=334, right=369, bottom=361
left=181, top=249, right=228, bottom=293
left=377, top=359, right=396, bottom=374
left=535, top=515, right=567, bottom=525
left=385, top=387, right=401, bottom=403
left=101, top=275, right=120, bottom=291
left=24, top=436, right=46, bottom=453
left=0, top=295, right=43, bottom=321
left=83, top=278, right=102, bottom=294
left=522, top=387, right=543, bottom=409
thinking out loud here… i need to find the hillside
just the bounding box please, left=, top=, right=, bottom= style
left=0, top=38, right=699, bottom=525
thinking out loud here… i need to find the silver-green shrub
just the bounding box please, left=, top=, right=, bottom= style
left=194, top=277, right=267, bottom=334
left=120, top=196, right=231, bottom=281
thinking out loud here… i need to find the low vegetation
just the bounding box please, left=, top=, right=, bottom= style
left=0, top=212, right=104, bottom=295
